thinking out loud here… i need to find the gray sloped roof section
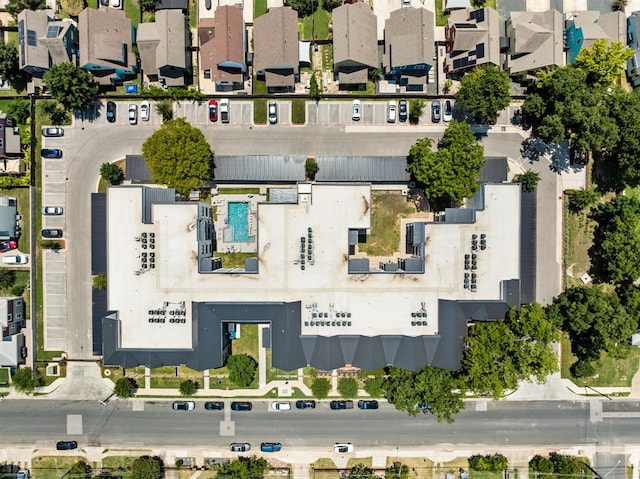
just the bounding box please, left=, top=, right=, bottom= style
left=316, top=156, right=410, bottom=182
left=125, top=155, right=152, bottom=182
left=91, top=193, right=107, bottom=275
left=215, top=155, right=306, bottom=181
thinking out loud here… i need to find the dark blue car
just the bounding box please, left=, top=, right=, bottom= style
left=260, top=442, right=282, bottom=452
left=41, top=149, right=62, bottom=159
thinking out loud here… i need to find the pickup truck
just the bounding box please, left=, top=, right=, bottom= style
left=220, top=98, right=230, bottom=123
left=330, top=400, right=353, bottom=410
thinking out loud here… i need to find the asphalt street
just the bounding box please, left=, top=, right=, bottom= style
left=1, top=399, right=639, bottom=448
left=44, top=100, right=559, bottom=360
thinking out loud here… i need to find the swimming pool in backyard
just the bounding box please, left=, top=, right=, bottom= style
left=227, top=202, right=253, bottom=242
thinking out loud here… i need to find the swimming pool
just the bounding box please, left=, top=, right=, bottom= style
left=227, top=202, right=253, bottom=242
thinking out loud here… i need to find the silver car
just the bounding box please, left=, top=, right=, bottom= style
left=128, top=104, right=138, bottom=125
left=42, top=206, right=63, bottom=215
left=268, top=101, right=278, bottom=124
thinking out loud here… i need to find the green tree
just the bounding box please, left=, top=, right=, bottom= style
left=363, top=375, right=385, bottom=398
left=455, top=65, right=510, bottom=124
left=139, top=0, right=156, bottom=11
left=513, top=169, right=541, bottom=193
left=10, top=283, right=25, bottom=297
left=337, top=377, right=358, bottom=398
left=142, top=118, right=212, bottom=195
left=569, top=188, right=599, bottom=213
left=288, top=0, right=315, bottom=17
left=345, top=464, right=378, bottom=479
left=589, top=195, right=640, bottom=283
left=100, top=162, right=125, bottom=185
left=409, top=99, right=425, bottom=125
left=0, top=42, right=26, bottom=89
left=6, top=99, right=30, bottom=124
left=529, top=455, right=554, bottom=479
left=154, top=99, right=173, bottom=122
left=6, top=0, right=45, bottom=18
left=0, top=269, right=16, bottom=289
left=131, top=456, right=163, bottom=479
left=575, top=39, right=633, bottom=87
left=44, top=63, right=98, bottom=112
left=12, top=367, right=39, bottom=394
left=469, top=454, right=508, bottom=472
left=226, top=354, right=257, bottom=387
left=92, top=273, right=107, bottom=290
left=546, top=286, right=636, bottom=362
left=179, top=379, right=197, bottom=396
left=311, top=377, right=331, bottom=399
left=309, top=74, right=320, bottom=101
left=617, top=284, right=640, bottom=317
left=305, top=158, right=319, bottom=180
left=60, top=0, right=85, bottom=15
left=407, top=121, right=485, bottom=207
left=385, top=463, right=409, bottom=479
left=68, top=461, right=92, bottom=479
left=217, top=457, right=269, bottom=479
left=322, top=0, right=341, bottom=10
left=114, top=377, right=136, bottom=398
left=549, top=453, right=587, bottom=477
left=39, top=100, right=70, bottom=125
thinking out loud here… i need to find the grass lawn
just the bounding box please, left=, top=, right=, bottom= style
left=0, top=367, right=9, bottom=385
left=253, top=76, right=268, bottom=95
left=358, top=192, right=415, bottom=256
left=563, top=201, right=595, bottom=288
left=254, top=0, right=267, bottom=18
left=0, top=270, right=28, bottom=297
left=216, top=252, right=255, bottom=268
left=292, top=99, right=306, bottom=124
left=320, top=44, right=333, bottom=71
left=124, top=0, right=141, bottom=28
left=218, top=187, right=261, bottom=194
left=232, top=323, right=259, bottom=358
left=254, top=98, right=267, bottom=124
left=434, top=0, right=449, bottom=26
left=102, top=455, right=144, bottom=470
left=149, top=376, right=186, bottom=388
left=32, top=456, right=85, bottom=479
left=87, top=0, right=98, bottom=7
left=188, top=0, right=197, bottom=28
left=561, top=334, right=640, bottom=388
left=470, top=473, right=503, bottom=479
left=312, top=458, right=340, bottom=479
left=35, top=362, right=66, bottom=386
left=300, top=8, right=331, bottom=41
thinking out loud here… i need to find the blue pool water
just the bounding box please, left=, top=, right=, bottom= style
left=228, top=202, right=253, bottom=242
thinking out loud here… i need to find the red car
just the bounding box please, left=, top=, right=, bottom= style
left=0, top=240, right=17, bottom=252
left=208, top=100, right=218, bottom=122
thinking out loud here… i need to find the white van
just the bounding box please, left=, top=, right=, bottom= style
left=3, top=255, right=28, bottom=265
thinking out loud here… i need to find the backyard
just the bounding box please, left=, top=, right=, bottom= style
left=300, top=8, right=331, bottom=41
left=563, top=200, right=595, bottom=288
left=358, top=191, right=416, bottom=256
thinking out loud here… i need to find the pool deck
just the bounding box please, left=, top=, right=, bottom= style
left=213, top=193, right=265, bottom=253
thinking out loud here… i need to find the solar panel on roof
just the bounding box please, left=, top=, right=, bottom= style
left=26, top=30, right=37, bottom=47
left=46, top=25, right=61, bottom=38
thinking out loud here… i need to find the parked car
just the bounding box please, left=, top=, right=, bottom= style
left=0, top=240, right=17, bottom=252
left=352, top=100, right=361, bottom=121
left=415, top=403, right=431, bottom=414
left=128, top=104, right=138, bottom=125
left=140, top=101, right=150, bottom=121
left=387, top=100, right=397, bottom=123
left=172, top=401, right=195, bottom=411
left=42, top=127, right=64, bottom=137
left=230, top=443, right=251, bottom=452
left=268, top=101, right=278, bottom=124
left=333, top=443, right=353, bottom=453
left=330, top=400, right=353, bottom=410
left=41, top=149, right=62, bottom=159
left=431, top=100, right=441, bottom=123
left=106, top=101, right=116, bottom=123
left=16, top=470, right=30, bottom=479
left=220, top=98, right=230, bottom=123
left=204, top=401, right=224, bottom=410
left=2, top=255, right=28, bottom=265
left=260, top=442, right=282, bottom=452
left=208, top=100, right=218, bottom=122
left=42, top=206, right=63, bottom=215
left=42, top=229, right=63, bottom=239
left=295, top=400, right=316, bottom=409
left=230, top=401, right=252, bottom=411
left=443, top=100, right=453, bottom=122
left=399, top=100, right=408, bottom=122
left=100, top=0, right=109, bottom=5
left=56, top=441, right=77, bottom=451
left=357, top=400, right=379, bottom=410
left=111, top=0, right=120, bottom=7
left=272, top=401, right=291, bottom=411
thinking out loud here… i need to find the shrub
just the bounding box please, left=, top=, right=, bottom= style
left=305, top=158, right=319, bottom=180
left=114, top=377, right=137, bottom=398
left=337, top=377, right=358, bottom=398
left=100, top=162, right=125, bottom=185
left=179, top=379, right=197, bottom=396
left=363, top=376, right=385, bottom=398
left=569, top=188, right=599, bottom=213
left=93, top=273, right=107, bottom=290
left=12, top=367, right=39, bottom=394
left=227, top=354, right=257, bottom=387
left=311, top=377, right=331, bottom=399
left=409, top=99, right=425, bottom=125
left=571, top=360, right=596, bottom=378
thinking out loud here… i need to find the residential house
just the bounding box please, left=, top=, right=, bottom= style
left=444, top=7, right=501, bottom=74
left=627, top=11, right=640, bottom=87
left=198, top=6, right=246, bottom=92
left=17, top=10, right=78, bottom=88
left=0, top=195, right=18, bottom=240
left=253, top=6, right=299, bottom=92
left=137, top=9, right=191, bottom=87
left=78, top=8, right=137, bottom=86
left=0, top=112, right=22, bottom=159
left=0, top=297, right=26, bottom=368
left=566, top=11, right=626, bottom=63
left=506, top=10, right=564, bottom=81
left=383, top=7, right=436, bottom=91
left=332, top=2, right=378, bottom=89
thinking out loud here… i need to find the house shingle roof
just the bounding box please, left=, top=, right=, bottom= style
left=445, top=7, right=500, bottom=72
left=507, top=10, right=564, bottom=75
left=17, top=10, right=51, bottom=73
left=384, top=7, right=435, bottom=71
left=254, top=7, right=298, bottom=75
left=332, top=2, right=378, bottom=69
left=199, top=6, right=245, bottom=83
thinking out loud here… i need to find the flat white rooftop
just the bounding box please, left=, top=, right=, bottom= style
left=107, top=183, right=520, bottom=350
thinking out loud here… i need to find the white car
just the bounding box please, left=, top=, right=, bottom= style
left=220, top=98, right=230, bottom=123
left=111, top=0, right=120, bottom=7
left=268, top=101, right=278, bottom=124
left=140, top=101, right=150, bottom=121
left=443, top=100, right=453, bottom=122
left=387, top=100, right=397, bottom=123
left=42, top=206, right=63, bottom=215
left=129, top=104, right=137, bottom=125
left=271, top=401, right=291, bottom=411
left=352, top=100, right=361, bottom=121
left=333, top=443, right=353, bottom=453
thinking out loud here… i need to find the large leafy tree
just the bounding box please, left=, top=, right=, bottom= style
left=345, top=464, right=378, bottom=479
left=407, top=121, right=484, bottom=207
left=0, top=42, right=25, bottom=88
left=455, top=65, right=510, bottom=124
left=310, top=377, right=331, bottom=399
left=131, top=456, right=163, bottom=479
left=574, top=39, right=633, bottom=87
left=588, top=195, right=640, bottom=283
left=43, top=63, right=99, bottom=112
left=68, top=462, right=92, bottom=479
left=12, top=367, right=39, bottom=394
left=217, top=457, right=268, bottom=479
left=545, top=286, right=636, bottom=362
left=114, top=377, right=136, bottom=398
left=512, top=169, right=541, bottom=193
left=142, top=118, right=213, bottom=195
left=6, top=0, right=45, bottom=17
left=287, top=0, right=315, bottom=17
left=226, top=354, right=257, bottom=387
left=100, top=162, right=125, bottom=185
left=337, top=377, right=358, bottom=398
